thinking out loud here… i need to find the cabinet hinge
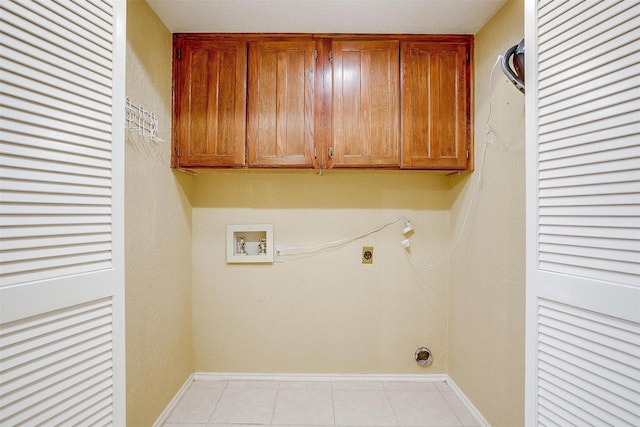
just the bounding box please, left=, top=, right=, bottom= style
left=314, top=49, right=318, bottom=61
left=328, top=50, right=333, bottom=62
left=328, top=147, right=334, bottom=159
left=177, top=48, right=182, bottom=60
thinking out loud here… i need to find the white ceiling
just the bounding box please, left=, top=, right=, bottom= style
left=145, top=0, right=507, bottom=35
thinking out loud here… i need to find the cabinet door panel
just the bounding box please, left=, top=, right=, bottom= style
left=174, top=39, right=246, bottom=167
left=332, top=40, right=400, bottom=167
left=401, top=41, right=470, bottom=169
left=248, top=40, right=316, bottom=167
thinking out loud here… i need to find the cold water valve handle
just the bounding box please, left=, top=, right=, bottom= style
left=501, top=39, right=525, bottom=94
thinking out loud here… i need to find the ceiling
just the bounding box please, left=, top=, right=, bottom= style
left=145, top=0, right=507, bottom=35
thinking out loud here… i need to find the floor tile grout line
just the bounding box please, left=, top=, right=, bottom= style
left=383, top=388, right=402, bottom=427
left=270, top=382, right=280, bottom=425
left=436, top=386, right=469, bottom=427
left=205, top=381, right=228, bottom=425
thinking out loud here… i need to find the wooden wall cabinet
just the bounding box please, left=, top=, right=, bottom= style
left=172, top=34, right=473, bottom=172
left=401, top=41, right=471, bottom=170
left=247, top=40, right=318, bottom=168
left=330, top=40, right=400, bottom=168
left=173, top=38, right=247, bottom=168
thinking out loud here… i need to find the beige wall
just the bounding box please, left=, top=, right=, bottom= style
left=448, top=0, right=526, bottom=426
left=192, top=170, right=452, bottom=373
left=123, top=0, right=524, bottom=422
left=125, top=1, right=194, bottom=425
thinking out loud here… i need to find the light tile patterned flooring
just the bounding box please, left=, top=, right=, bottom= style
left=163, top=379, right=480, bottom=427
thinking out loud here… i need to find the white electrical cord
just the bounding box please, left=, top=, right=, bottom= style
left=283, top=216, right=412, bottom=256
left=404, top=54, right=503, bottom=272
left=278, top=55, right=506, bottom=296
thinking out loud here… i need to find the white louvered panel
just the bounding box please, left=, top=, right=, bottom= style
left=0, top=166, right=111, bottom=187
left=0, top=72, right=111, bottom=120
left=0, top=298, right=115, bottom=425
left=1, top=32, right=112, bottom=91
left=535, top=0, right=640, bottom=287
left=537, top=0, right=567, bottom=20
left=0, top=0, right=115, bottom=288
left=539, top=135, right=638, bottom=163
left=3, top=0, right=112, bottom=62
left=536, top=299, right=640, bottom=426
left=540, top=52, right=640, bottom=111
left=539, top=32, right=639, bottom=95
left=539, top=1, right=636, bottom=60
left=0, top=141, right=111, bottom=170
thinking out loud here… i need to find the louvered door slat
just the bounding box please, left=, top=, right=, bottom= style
left=540, top=181, right=639, bottom=199
left=0, top=222, right=111, bottom=239
left=0, top=167, right=111, bottom=187
left=540, top=234, right=638, bottom=252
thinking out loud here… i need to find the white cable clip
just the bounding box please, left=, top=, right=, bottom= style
left=402, top=218, right=414, bottom=235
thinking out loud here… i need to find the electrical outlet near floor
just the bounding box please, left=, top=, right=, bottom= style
left=362, top=246, right=373, bottom=264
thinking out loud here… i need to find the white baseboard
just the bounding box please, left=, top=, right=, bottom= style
left=444, top=376, right=492, bottom=427
left=194, top=371, right=449, bottom=383
left=152, top=372, right=195, bottom=427
left=154, top=372, right=490, bottom=427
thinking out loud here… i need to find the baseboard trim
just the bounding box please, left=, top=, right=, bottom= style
left=153, top=372, right=490, bottom=427
left=194, top=371, right=449, bottom=383
left=152, top=372, right=195, bottom=427
left=444, top=376, right=492, bottom=427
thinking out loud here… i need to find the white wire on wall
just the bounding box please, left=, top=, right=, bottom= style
left=275, top=54, right=508, bottom=295
left=282, top=216, right=411, bottom=256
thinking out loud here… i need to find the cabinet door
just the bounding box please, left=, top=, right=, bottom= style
left=331, top=40, right=400, bottom=167
left=173, top=38, right=247, bottom=167
left=401, top=41, right=470, bottom=170
left=247, top=40, right=317, bottom=167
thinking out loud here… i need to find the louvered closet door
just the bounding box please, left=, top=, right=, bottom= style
left=525, top=1, right=640, bottom=426
left=0, top=0, right=125, bottom=425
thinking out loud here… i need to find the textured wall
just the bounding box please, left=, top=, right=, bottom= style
left=192, top=170, right=452, bottom=374
left=448, top=0, right=526, bottom=425
left=125, top=1, right=195, bottom=425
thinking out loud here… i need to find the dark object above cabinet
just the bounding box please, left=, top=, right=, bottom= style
left=172, top=34, right=473, bottom=172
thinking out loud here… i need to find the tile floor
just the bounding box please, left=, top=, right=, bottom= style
left=163, top=379, right=480, bottom=427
